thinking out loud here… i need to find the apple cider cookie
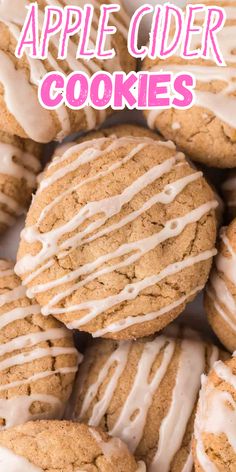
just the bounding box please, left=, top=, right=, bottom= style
left=193, top=355, right=236, bottom=471
left=205, top=219, right=236, bottom=352
left=0, top=260, right=80, bottom=429
left=0, top=131, right=42, bottom=233
left=0, top=0, right=134, bottom=143
left=0, top=420, right=145, bottom=472
left=15, top=135, right=218, bottom=339
left=68, top=327, right=226, bottom=471
left=143, top=0, right=236, bottom=168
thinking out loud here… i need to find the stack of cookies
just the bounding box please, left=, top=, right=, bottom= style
left=0, top=1, right=235, bottom=471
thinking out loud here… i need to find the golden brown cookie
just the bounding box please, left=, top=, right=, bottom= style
left=0, top=131, right=42, bottom=233
left=143, top=0, right=236, bottom=168
left=0, top=259, right=80, bottom=430
left=0, top=1, right=135, bottom=143
left=0, top=420, right=145, bottom=471
left=204, top=220, right=236, bottom=352
left=51, top=123, right=162, bottom=167
left=68, top=327, right=226, bottom=471
left=16, top=135, right=217, bottom=339
left=193, top=355, right=236, bottom=471
left=222, top=171, right=236, bottom=220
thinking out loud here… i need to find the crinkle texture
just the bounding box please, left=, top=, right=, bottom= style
left=0, top=420, right=141, bottom=471
left=0, top=130, right=42, bottom=234
left=142, top=0, right=236, bottom=168
left=193, top=356, right=236, bottom=472
left=0, top=259, right=79, bottom=428
left=204, top=219, right=236, bottom=352
left=0, top=0, right=135, bottom=142
left=16, top=134, right=217, bottom=339
left=69, top=328, right=227, bottom=470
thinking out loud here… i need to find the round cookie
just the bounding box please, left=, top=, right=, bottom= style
left=0, top=259, right=80, bottom=429
left=0, top=131, right=42, bottom=234
left=222, top=171, right=236, bottom=220
left=16, top=135, right=218, bottom=339
left=143, top=0, right=236, bottom=168
left=52, top=123, right=162, bottom=164
left=68, top=327, right=225, bottom=471
left=0, top=0, right=134, bottom=143
left=79, top=123, right=162, bottom=141
left=204, top=220, right=236, bottom=352
left=0, top=420, right=145, bottom=472
left=193, top=354, right=236, bottom=471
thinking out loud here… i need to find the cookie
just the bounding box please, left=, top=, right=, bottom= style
left=222, top=171, right=236, bottom=220
left=78, top=123, right=162, bottom=141
left=0, top=131, right=42, bottom=234
left=204, top=220, right=236, bottom=352
left=143, top=0, right=236, bottom=168
left=0, top=420, right=145, bottom=472
left=68, top=327, right=225, bottom=471
left=193, top=355, right=236, bottom=471
left=0, top=259, right=80, bottom=429
left=52, top=123, right=162, bottom=165
left=0, top=1, right=134, bottom=143
left=16, top=135, right=217, bottom=339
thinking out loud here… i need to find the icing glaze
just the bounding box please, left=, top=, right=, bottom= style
left=206, top=226, right=236, bottom=333
left=146, top=4, right=236, bottom=131
left=14, top=136, right=217, bottom=335
left=0, top=446, right=43, bottom=472
left=0, top=0, right=129, bottom=141
left=0, top=142, right=40, bottom=227
left=0, top=262, right=80, bottom=428
left=150, top=331, right=205, bottom=472
left=194, top=358, right=236, bottom=470
left=0, top=394, right=64, bottom=429
left=75, top=328, right=218, bottom=470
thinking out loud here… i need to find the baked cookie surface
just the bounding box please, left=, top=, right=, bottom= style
left=193, top=355, right=236, bottom=471
left=0, top=260, right=80, bottom=429
left=16, top=135, right=217, bottom=339
left=205, top=219, right=236, bottom=352
left=0, top=0, right=134, bottom=143
left=69, top=327, right=225, bottom=471
left=0, top=420, right=144, bottom=471
left=0, top=131, right=42, bottom=234
left=143, top=0, right=236, bottom=168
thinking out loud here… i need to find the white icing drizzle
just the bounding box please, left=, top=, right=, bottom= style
left=93, top=284, right=204, bottom=337
left=79, top=341, right=131, bottom=426
left=0, top=143, right=40, bottom=186
left=0, top=446, right=43, bottom=472
left=0, top=50, right=55, bottom=143
left=0, top=0, right=129, bottom=141
left=147, top=6, right=236, bottom=130
left=90, top=428, right=132, bottom=462
left=0, top=394, right=64, bottom=429
left=206, top=226, right=236, bottom=333
left=0, top=142, right=39, bottom=227
left=0, top=266, right=80, bottom=428
left=76, top=328, right=216, bottom=469
left=14, top=137, right=217, bottom=335
left=0, top=366, right=78, bottom=392
left=181, top=453, right=194, bottom=472
left=194, top=359, right=236, bottom=471
left=110, top=334, right=177, bottom=452
left=0, top=328, right=70, bottom=356
left=62, top=248, right=216, bottom=331
left=150, top=329, right=205, bottom=472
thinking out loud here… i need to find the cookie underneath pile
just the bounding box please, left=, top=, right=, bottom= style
left=0, top=0, right=235, bottom=471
